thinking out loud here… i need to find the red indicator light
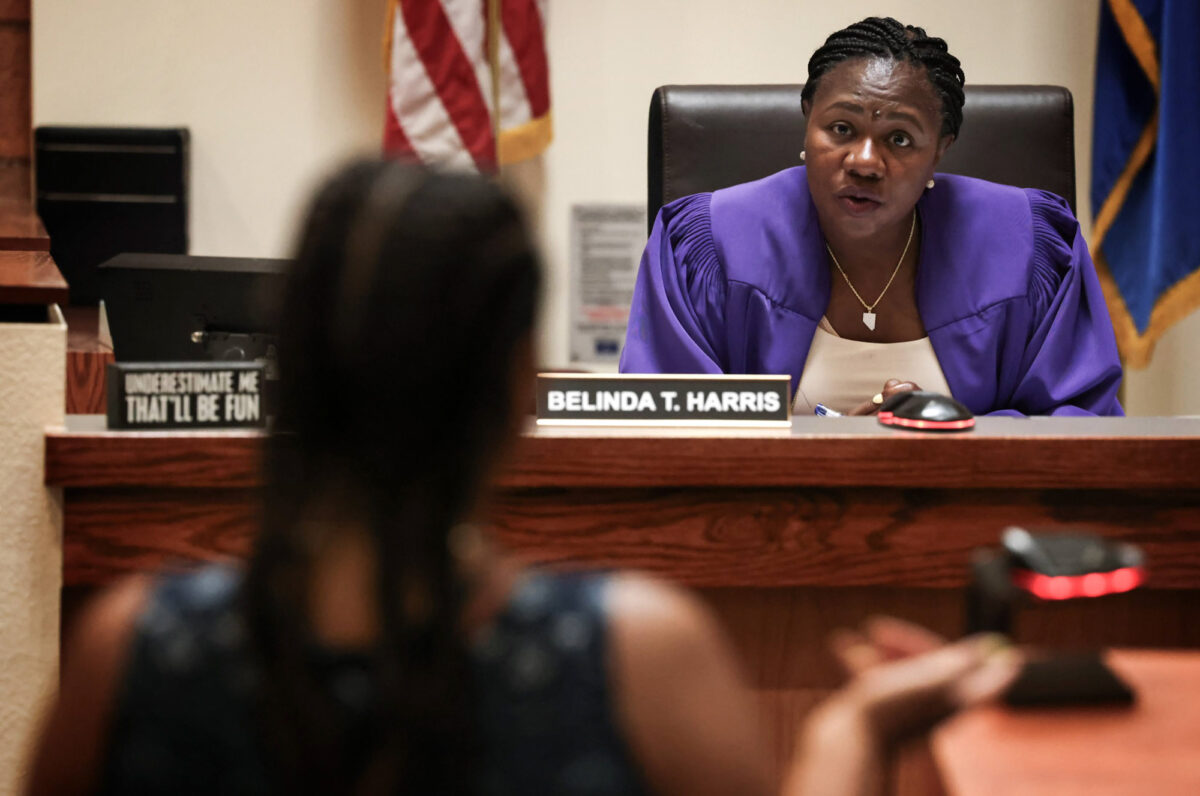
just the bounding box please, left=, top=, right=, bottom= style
left=1107, top=567, right=1142, bottom=594
left=1012, top=566, right=1145, bottom=600
left=1047, top=577, right=1073, bottom=600
left=877, top=412, right=976, bottom=430
left=1080, top=572, right=1107, bottom=597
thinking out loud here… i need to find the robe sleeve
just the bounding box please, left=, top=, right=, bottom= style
left=619, top=193, right=729, bottom=373
left=988, top=191, right=1124, bottom=416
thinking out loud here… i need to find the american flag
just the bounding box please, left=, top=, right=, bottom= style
left=384, top=0, right=551, bottom=172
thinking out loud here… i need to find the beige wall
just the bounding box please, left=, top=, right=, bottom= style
left=33, top=0, right=390, bottom=258
left=32, top=0, right=1199, bottom=414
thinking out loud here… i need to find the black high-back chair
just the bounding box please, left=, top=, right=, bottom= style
left=647, top=84, right=1075, bottom=231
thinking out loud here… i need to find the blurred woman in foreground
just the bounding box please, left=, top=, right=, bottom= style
left=30, top=162, right=1018, bottom=795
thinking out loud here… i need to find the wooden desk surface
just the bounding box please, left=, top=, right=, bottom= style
left=45, top=415, right=1200, bottom=490
left=935, top=650, right=1200, bottom=795
left=0, top=249, right=68, bottom=304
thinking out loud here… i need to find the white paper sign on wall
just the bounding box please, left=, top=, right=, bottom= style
left=569, top=204, right=645, bottom=365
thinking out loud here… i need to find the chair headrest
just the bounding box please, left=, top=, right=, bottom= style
left=648, top=84, right=1076, bottom=230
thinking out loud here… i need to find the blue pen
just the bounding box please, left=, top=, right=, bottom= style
left=814, top=403, right=842, bottom=417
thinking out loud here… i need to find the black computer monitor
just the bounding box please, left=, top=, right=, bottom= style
left=99, top=253, right=289, bottom=364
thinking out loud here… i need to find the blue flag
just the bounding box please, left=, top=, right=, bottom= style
left=1091, top=0, right=1200, bottom=367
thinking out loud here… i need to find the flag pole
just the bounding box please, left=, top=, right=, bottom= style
left=487, top=0, right=502, bottom=173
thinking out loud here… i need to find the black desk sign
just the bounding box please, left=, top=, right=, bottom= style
left=536, top=373, right=791, bottom=427
left=107, top=362, right=267, bottom=430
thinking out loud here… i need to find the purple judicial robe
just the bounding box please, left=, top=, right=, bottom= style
left=620, top=167, right=1123, bottom=416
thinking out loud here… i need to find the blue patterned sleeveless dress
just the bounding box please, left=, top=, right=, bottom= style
left=100, top=565, right=648, bottom=794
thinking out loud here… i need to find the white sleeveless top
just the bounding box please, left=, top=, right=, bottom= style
left=793, top=317, right=953, bottom=415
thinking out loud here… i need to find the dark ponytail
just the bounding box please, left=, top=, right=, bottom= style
left=244, top=161, right=540, bottom=793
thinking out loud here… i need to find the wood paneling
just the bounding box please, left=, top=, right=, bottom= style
left=64, top=306, right=115, bottom=413
left=44, top=418, right=1200, bottom=490
left=46, top=423, right=1200, bottom=589
left=63, top=488, right=259, bottom=585
left=0, top=25, right=31, bottom=160
left=699, top=587, right=965, bottom=690
left=0, top=160, right=30, bottom=201
left=0, top=0, right=41, bottom=265
left=66, top=348, right=115, bottom=414
left=0, top=250, right=68, bottom=303
left=0, top=196, right=49, bottom=250
left=753, top=687, right=832, bottom=786
left=504, top=427, right=1200, bottom=490
left=56, top=483, right=1200, bottom=591
left=0, top=0, right=31, bottom=23
left=492, top=486, right=1200, bottom=589
left=0, top=161, right=47, bottom=251
left=46, top=431, right=264, bottom=488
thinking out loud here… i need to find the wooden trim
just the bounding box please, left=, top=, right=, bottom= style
left=0, top=199, right=49, bottom=250
left=0, top=22, right=32, bottom=161
left=489, top=485, right=1200, bottom=589
left=0, top=250, right=68, bottom=304
left=46, top=419, right=1200, bottom=490
left=63, top=487, right=259, bottom=586
left=64, top=305, right=115, bottom=414
left=55, top=480, right=1200, bottom=590
left=66, top=348, right=114, bottom=414
left=0, top=0, right=31, bottom=24
left=504, top=432, right=1200, bottom=490
left=47, top=431, right=264, bottom=488
left=0, top=159, right=31, bottom=201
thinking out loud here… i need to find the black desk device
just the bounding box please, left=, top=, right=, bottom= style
left=968, top=527, right=1144, bottom=706
left=877, top=390, right=975, bottom=431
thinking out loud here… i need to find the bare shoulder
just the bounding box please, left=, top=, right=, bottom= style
left=69, top=575, right=152, bottom=660
left=604, top=572, right=772, bottom=796
left=605, top=571, right=721, bottom=649
left=27, top=575, right=152, bottom=794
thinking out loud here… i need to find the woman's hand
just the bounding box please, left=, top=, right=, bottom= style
left=830, top=615, right=947, bottom=674
left=786, top=619, right=1021, bottom=796
left=847, top=379, right=922, bottom=416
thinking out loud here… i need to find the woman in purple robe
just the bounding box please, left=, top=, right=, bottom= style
left=620, top=17, right=1123, bottom=417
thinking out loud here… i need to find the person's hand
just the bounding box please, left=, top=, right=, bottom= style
left=825, top=617, right=1020, bottom=746
left=847, top=379, right=922, bottom=416
left=829, top=615, right=948, bottom=674
left=787, top=620, right=1022, bottom=796
left=831, top=631, right=1019, bottom=746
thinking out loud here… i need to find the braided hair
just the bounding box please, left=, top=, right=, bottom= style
left=245, top=161, right=541, bottom=793
left=801, top=17, right=966, bottom=139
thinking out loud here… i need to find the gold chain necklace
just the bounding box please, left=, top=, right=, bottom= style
left=825, top=211, right=916, bottom=331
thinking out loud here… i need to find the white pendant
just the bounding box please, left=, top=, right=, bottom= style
left=862, top=311, right=877, bottom=331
